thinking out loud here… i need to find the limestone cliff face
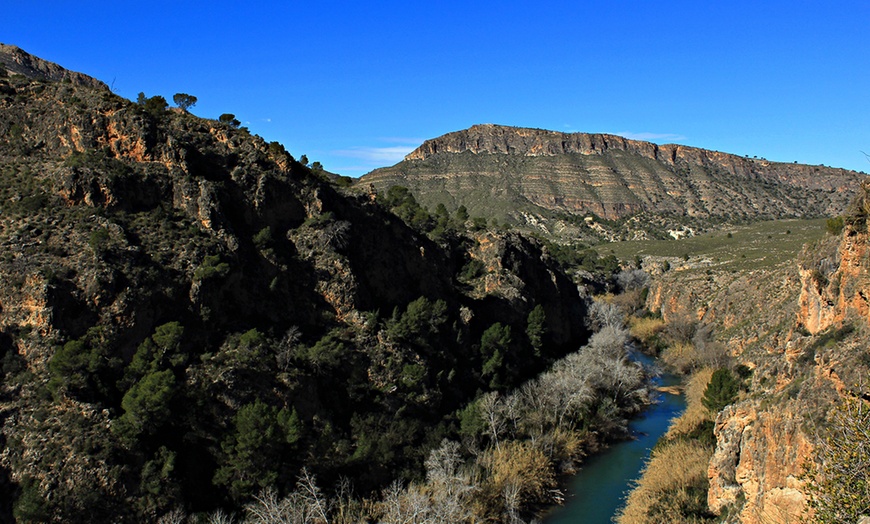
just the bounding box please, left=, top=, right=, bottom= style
left=797, top=222, right=870, bottom=335
left=362, top=125, right=863, bottom=232
left=645, top=218, right=870, bottom=523
left=707, top=403, right=813, bottom=523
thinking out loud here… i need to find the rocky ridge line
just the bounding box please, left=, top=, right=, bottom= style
left=0, top=43, right=108, bottom=90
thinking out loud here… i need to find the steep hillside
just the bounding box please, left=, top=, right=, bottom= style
left=638, top=194, right=870, bottom=523
left=0, top=49, right=591, bottom=522
left=359, top=124, right=864, bottom=240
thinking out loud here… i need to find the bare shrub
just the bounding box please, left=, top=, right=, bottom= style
left=379, top=481, right=431, bottom=524
left=660, top=342, right=698, bottom=374
left=628, top=315, right=666, bottom=345
left=665, top=315, right=698, bottom=344
left=692, top=324, right=729, bottom=369
left=157, top=509, right=187, bottom=524
left=666, top=368, right=715, bottom=438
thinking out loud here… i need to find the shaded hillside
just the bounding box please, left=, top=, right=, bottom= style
left=360, top=124, right=864, bottom=240
left=0, top=49, right=590, bottom=522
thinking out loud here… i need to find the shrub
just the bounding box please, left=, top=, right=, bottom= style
left=805, top=399, right=870, bottom=523
left=193, top=254, right=230, bottom=280
left=825, top=216, right=844, bottom=236
left=88, top=227, right=110, bottom=255
left=701, top=368, right=740, bottom=414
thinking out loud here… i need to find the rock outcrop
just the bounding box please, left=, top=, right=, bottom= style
left=0, top=44, right=107, bottom=90
left=645, top=204, right=870, bottom=523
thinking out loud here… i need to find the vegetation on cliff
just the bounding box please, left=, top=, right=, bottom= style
left=4, top=44, right=868, bottom=524
left=614, top=189, right=870, bottom=523
left=0, top=49, right=660, bottom=523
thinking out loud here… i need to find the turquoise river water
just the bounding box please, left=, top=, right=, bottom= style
left=544, top=355, right=686, bottom=523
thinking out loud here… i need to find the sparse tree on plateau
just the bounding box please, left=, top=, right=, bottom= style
left=172, top=93, right=197, bottom=112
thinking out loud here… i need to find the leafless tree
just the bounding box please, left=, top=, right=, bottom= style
left=379, top=480, right=433, bottom=524
left=616, top=269, right=650, bottom=292
left=157, top=509, right=187, bottom=524
left=425, top=440, right=476, bottom=523
left=479, top=391, right=507, bottom=450
left=206, top=508, right=236, bottom=524
left=296, top=468, right=330, bottom=523
left=587, top=300, right=625, bottom=331
left=503, top=480, right=525, bottom=524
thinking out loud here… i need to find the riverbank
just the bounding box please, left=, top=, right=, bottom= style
left=615, top=368, right=718, bottom=523
left=544, top=353, right=687, bottom=523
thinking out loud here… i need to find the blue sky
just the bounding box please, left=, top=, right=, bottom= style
left=4, top=1, right=869, bottom=177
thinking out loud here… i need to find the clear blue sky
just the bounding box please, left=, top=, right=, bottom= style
left=4, top=1, right=869, bottom=177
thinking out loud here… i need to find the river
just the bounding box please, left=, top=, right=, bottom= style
left=544, top=355, right=686, bottom=523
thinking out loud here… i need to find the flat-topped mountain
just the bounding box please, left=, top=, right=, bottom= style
left=361, top=124, right=865, bottom=239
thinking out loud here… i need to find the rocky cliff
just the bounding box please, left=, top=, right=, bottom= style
left=360, top=124, right=864, bottom=240
left=0, top=48, right=589, bottom=522
left=645, top=205, right=870, bottom=523
left=0, top=44, right=107, bottom=90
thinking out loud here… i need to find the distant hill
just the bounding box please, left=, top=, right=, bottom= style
left=359, top=124, right=865, bottom=240
left=0, top=43, right=107, bottom=89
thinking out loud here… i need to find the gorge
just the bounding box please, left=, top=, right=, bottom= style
left=1, top=44, right=869, bottom=524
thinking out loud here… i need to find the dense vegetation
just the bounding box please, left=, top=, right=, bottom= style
left=0, top=62, right=647, bottom=523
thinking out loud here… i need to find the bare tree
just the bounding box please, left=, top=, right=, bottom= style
left=379, top=481, right=433, bottom=524
left=425, top=440, right=475, bottom=523
left=297, top=468, right=330, bottom=523
left=479, top=391, right=507, bottom=450
left=587, top=300, right=625, bottom=331
left=157, top=509, right=187, bottom=524
left=245, top=487, right=298, bottom=524
left=616, top=269, right=650, bottom=292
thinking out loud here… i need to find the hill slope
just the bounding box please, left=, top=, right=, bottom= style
left=0, top=49, right=590, bottom=522
left=360, top=124, right=864, bottom=240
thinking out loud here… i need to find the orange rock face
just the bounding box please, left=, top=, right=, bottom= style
left=797, top=226, right=870, bottom=335
left=708, top=404, right=812, bottom=523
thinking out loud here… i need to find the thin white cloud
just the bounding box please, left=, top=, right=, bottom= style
left=378, top=136, right=426, bottom=145
left=614, top=131, right=687, bottom=142
left=332, top=145, right=416, bottom=164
